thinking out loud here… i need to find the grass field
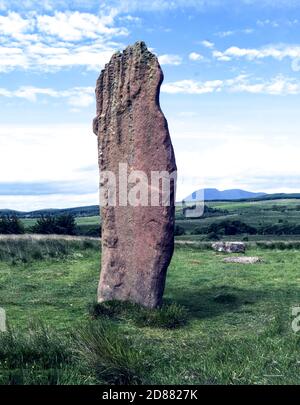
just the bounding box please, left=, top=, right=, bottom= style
left=19, top=199, right=300, bottom=240
left=21, top=216, right=100, bottom=229
left=1, top=237, right=300, bottom=384
left=179, top=199, right=300, bottom=236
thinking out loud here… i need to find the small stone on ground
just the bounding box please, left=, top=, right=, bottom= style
left=212, top=242, right=246, bottom=253
left=223, top=256, right=262, bottom=264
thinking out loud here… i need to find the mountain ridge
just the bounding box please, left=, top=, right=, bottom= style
left=184, top=188, right=267, bottom=201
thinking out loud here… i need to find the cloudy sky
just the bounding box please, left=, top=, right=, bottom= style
left=0, top=0, right=300, bottom=210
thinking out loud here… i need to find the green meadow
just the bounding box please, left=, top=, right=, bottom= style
left=19, top=199, right=300, bottom=240
left=1, top=237, right=300, bottom=385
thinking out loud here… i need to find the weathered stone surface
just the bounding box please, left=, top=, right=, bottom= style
left=212, top=241, right=246, bottom=254
left=93, top=41, right=177, bottom=308
left=223, top=256, right=262, bottom=264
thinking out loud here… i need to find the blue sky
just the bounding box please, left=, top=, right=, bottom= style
left=0, top=0, right=300, bottom=210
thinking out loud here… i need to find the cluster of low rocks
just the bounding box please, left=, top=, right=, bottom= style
left=222, top=256, right=262, bottom=264
left=212, top=241, right=246, bottom=254
left=211, top=241, right=262, bottom=264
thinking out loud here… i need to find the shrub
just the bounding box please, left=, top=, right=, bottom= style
left=55, top=214, right=77, bottom=235
left=31, top=215, right=57, bottom=234
left=207, top=220, right=257, bottom=236
left=174, top=225, right=185, bottom=236
left=259, top=223, right=300, bottom=235
left=205, top=232, right=220, bottom=241
left=0, top=215, right=25, bottom=234
left=192, top=226, right=203, bottom=235
left=76, top=225, right=101, bottom=237
left=31, top=214, right=77, bottom=235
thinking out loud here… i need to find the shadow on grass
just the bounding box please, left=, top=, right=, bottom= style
left=165, top=285, right=266, bottom=320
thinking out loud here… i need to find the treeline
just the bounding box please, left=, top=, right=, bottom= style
left=180, top=204, right=228, bottom=219
left=0, top=216, right=25, bottom=234
left=259, top=223, right=300, bottom=235
left=0, top=214, right=101, bottom=237
left=2, top=215, right=300, bottom=238
left=0, top=205, right=100, bottom=219
left=31, top=215, right=77, bottom=235
left=175, top=219, right=300, bottom=238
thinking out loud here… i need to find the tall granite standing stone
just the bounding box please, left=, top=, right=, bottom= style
left=93, top=41, right=177, bottom=308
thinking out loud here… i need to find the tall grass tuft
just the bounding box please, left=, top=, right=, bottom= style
left=134, top=303, right=189, bottom=329
left=88, top=300, right=140, bottom=319
left=0, top=321, right=71, bottom=369
left=0, top=236, right=99, bottom=263
left=88, top=301, right=189, bottom=329
left=0, top=321, right=81, bottom=385
left=73, top=321, right=145, bottom=384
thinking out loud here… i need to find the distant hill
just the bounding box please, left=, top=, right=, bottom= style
left=184, top=188, right=267, bottom=201
left=1, top=191, right=300, bottom=219
left=251, top=193, right=300, bottom=201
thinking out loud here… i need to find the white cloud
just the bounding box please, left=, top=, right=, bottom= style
left=212, top=51, right=232, bottom=62
left=0, top=11, right=34, bottom=39
left=118, top=15, right=142, bottom=23
left=215, top=28, right=254, bottom=37
left=257, top=19, right=280, bottom=28
left=174, top=135, right=300, bottom=199
left=158, top=54, right=182, bottom=65
left=201, top=40, right=214, bottom=49
left=0, top=123, right=97, bottom=183
left=213, top=44, right=300, bottom=70
left=0, top=86, right=95, bottom=107
left=0, top=11, right=128, bottom=72
left=162, top=75, right=300, bottom=95
left=36, top=10, right=127, bottom=41
left=189, top=52, right=203, bottom=61
left=162, top=79, right=223, bottom=94
left=216, top=30, right=235, bottom=38
left=0, top=193, right=99, bottom=211
left=0, top=123, right=99, bottom=210
left=102, top=0, right=300, bottom=13
left=257, top=19, right=299, bottom=27
left=228, top=75, right=300, bottom=95
left=291, top=58, right=300, bottom=72
left=178, top=111, right=198, bottom=117
left=0, top=0, right=299, bottom=13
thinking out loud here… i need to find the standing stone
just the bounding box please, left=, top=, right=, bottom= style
left=93, top=41, right=177, bottom=308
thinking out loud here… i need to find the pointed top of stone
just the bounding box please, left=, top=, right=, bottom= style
left=110, top=41, right=157, bottom=65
